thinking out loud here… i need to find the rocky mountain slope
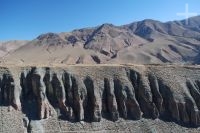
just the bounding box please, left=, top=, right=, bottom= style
left=1, top=65, right=200, bottom=132
left=0, top=40, right=28, bottom=58
left=1, top=16, right=200, bottom=65
left=1, top=16, right=200, bottom=133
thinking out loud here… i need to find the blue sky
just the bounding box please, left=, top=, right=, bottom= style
left=0, top=0, right=200, bottom=40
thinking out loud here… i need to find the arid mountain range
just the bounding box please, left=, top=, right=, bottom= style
left=1, top=16, right=200, bottom=65
left=1, top=16, right=200, bottom=133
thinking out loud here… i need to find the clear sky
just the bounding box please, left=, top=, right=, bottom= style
left=0, top=0, right=200, bottom=40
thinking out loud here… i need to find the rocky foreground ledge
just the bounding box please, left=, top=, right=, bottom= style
left=1, top=64, right=200, bottom=132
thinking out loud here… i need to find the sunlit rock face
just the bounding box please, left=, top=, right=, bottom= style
left=1, top=65, right=200, bottom=132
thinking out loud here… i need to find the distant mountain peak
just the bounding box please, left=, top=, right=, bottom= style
left=37, top=32, right=59, bottom=40
left=1, top=16, right=200, bottom=65
left=100, top=23, right=115, bottom=28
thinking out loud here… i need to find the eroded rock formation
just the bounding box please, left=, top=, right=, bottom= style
left=1, top=65, right=200, bottom=132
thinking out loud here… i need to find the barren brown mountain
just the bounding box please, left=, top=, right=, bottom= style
left=1, top=16, right=200, bottom=65
left=1, top=16, right=200, bottom=133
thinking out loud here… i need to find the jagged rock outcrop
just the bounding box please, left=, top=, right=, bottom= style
left=1, top=65, right=200, bottom=132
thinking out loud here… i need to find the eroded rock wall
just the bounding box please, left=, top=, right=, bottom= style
left=1, top=65, right=200, bottom=132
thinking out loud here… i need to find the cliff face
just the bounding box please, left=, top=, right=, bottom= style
left=1, top=65, right=200, bottom=132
